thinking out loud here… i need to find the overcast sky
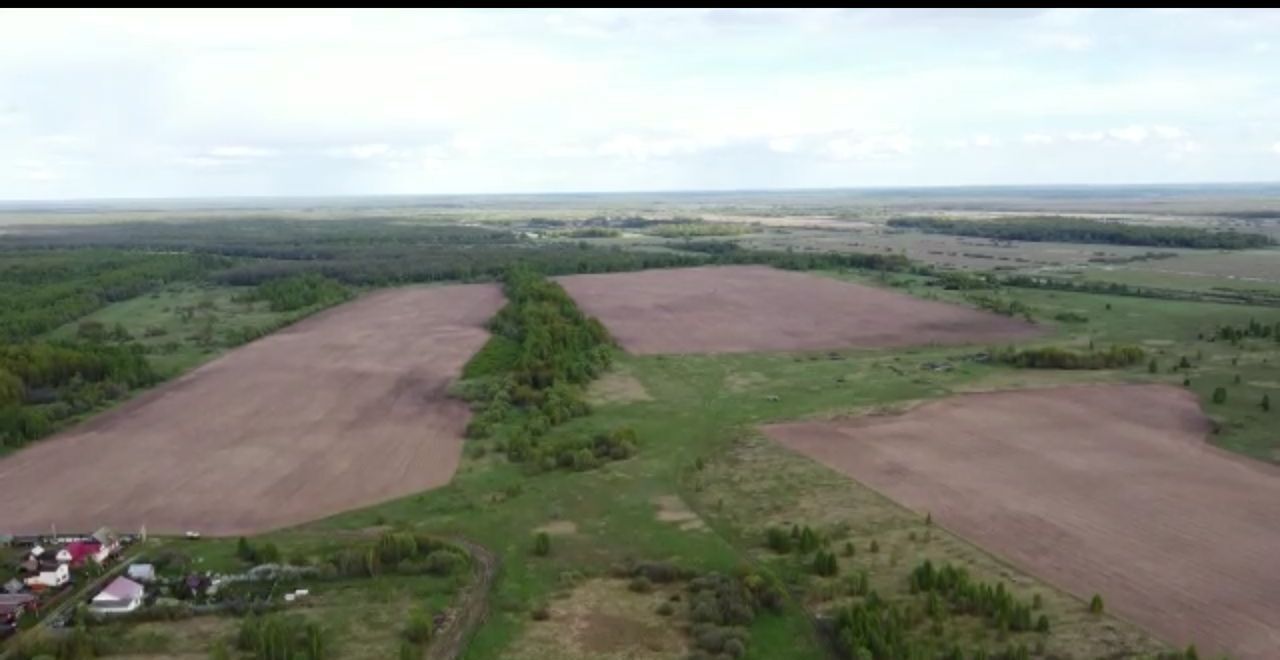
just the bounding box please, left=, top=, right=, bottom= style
left=2, top=8, right=1279, bottom=200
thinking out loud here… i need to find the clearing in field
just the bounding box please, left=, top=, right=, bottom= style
left=764, top=384, right=1280, bottom=659
left=0, top=284, right=504, bottom=536
left=556, top=266, right=1040, bottom=354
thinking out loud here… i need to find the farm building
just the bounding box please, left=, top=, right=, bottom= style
left=24, top=562, right=68, bottom=589
left=89, top=576, right=144, bottom=614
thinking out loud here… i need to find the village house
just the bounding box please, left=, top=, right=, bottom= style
left=55, top=541, right=108, bottom=567
left=89, top=576, right=144, bottom=614
left=24, top=562, right=68, bottom=590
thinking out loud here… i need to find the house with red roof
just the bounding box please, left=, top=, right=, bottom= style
left=55, top=541, right=107, bottom=567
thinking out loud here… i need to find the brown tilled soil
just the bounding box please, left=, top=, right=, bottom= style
left=0, top=284, right=504, bottom=536
left=555, top=265, right=1040, bottom=354
left=765, top=384, right=1280, bottom=659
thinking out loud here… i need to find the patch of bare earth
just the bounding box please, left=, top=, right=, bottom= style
left=556, top=266, right=1040, bottom=355
left=535, top=520, right=579, bottom=536
left=652, top=495, right=707, bottom=532
left=765, top=384, right=1280, bottom=659
left=586, top=369, right=652, bottom=406
left=0, top=284, right=505, bottom=535
left=507, top=579, right=687, bottom=660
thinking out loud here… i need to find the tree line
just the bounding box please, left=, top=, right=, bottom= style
left=992, top=345, right=1146, bottom=370
left=245, top=273, right=351, bottom=312
left=889, top=216, right=1273, bottom=250
left=458, top=266, right=615, bottom=464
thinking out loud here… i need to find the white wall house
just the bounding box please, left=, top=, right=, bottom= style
left=24, top=563, right=68, bottom=589
left=89, top=576, right=144, bottom=614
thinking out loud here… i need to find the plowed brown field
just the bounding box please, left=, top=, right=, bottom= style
left=556, top=266, right=1040, bottom=354
left=0, top=284, right=504, bottom=536
left=765, top=384, right=1280, bottom=659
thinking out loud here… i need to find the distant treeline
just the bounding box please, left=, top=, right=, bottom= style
left=888, top=216, right=1273, bottom=249
left=0, top=249, right=227, bottom=342
left=994, top=273, right=1280, bottom=308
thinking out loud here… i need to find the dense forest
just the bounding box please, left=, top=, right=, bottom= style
left=888, top=216, right=1273, bottom=249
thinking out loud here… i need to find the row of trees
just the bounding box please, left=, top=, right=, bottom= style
left=908, top=561, right=1045, bottom=633
left=460, top=267, right=616, bottom=463
left=246, top=273, right=351, bottom=312
left=831, top=589, right=1035, bottom=660
left=889, top=216, right=1273, bottom=250
left=993, top=345, right=1146, bottom=370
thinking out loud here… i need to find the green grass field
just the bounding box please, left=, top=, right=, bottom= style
left=45, top=285, right=314, bottom=377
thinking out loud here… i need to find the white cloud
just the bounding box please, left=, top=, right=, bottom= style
left=1272, top=142, right=1280, bottom=155
left=1151, top=125, right=1185, bottom=140
left=1107, top=125, right=1149, bottom=143
left=1066, top=131, right=1105, bottom=143
left=1253, top=41, right=1273, bottom=53
left=596, top=134, right=710, bottom=160
left=768, top=137, right=799, bottom=153
left=821, top=133, right=913, bottom=160
left=1021, top=133, right=1054, bottom=145
left=177, top=156, right=234, bottom=168
left=1028, top=32, right=1094, bottom=51
left=208, top=145, right=278, bottom=158
left=325, top=143, right=392, bottom=160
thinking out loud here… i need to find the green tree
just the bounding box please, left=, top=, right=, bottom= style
left=533, top=531, right=551, bottom=557
left=1263, top=394, right=1271, bottom=412
left=1212, top=387, right=1227, bottom=404
left=1088, top=594, right=1105, bottom=614
left=1148, top=358, right=1158, bottom=374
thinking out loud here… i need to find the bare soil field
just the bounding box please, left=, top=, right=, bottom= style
left=556, top=266, right=1040, bottom=354
left=0, top=284, right=504, bottom=536
left=765, top=384, right=1280, bottom=659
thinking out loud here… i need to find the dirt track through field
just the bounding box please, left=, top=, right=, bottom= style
left=556, top=266, right=1040, bottom=354
left=0, top=285, right=504, bottom=536
left=765, top=384, right=1280, bottom=659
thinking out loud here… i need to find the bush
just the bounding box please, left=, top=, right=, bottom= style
left=1089, top=594, right=1105, bottom=614
left=403, top=607, right=434, bottom=645
left=656, top=602, right=674, bottom=616
left=765, top=527, right=792, bottom=554
left=1212, top=387, right=1227, bottom=404
left=533, top=532, right=551, bottom=557
left=530, top=603, right=550, bottom=621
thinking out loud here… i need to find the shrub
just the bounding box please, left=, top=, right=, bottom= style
left=812, top=551, right=839, bottom=577
left=723, top=638, right=747, bottom=658
left=765, top=527, right=792, bottom=554
left=403, top=607, right=434, bottom=645
left=629, top=576, right=653, bottom=593
left=530, top=603, right=550, bottom=621
left=1212, top=387, right=1227, bottom=404
left=533, top=532, right=551, bottom=557
left=1089, top=594, right=1105, bottom=614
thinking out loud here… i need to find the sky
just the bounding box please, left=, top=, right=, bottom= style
left=1, top=8, right=1279, bottom=200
